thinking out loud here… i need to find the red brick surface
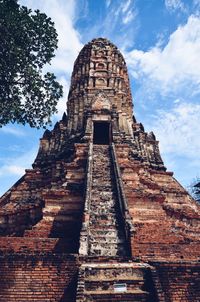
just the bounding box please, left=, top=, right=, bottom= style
left=115, top=144, right=200, bottom=261
left=0, top=254, right=78, bottom=302
left=152, top=262, right=200, bottom=302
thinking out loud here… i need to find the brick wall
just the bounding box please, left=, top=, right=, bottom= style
left=151, top=262, right=200, bottom=302
left=0, top=253, right=79, bottom=302
left=0, top=237, right=72, bottom=253
left=132, top=242, right=200, bottom=262
left=115, top=144, right=200, bottom=261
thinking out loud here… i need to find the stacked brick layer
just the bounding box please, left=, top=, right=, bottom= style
left=152, top=262, right=200, bottom=302
left=115, top=144, right=200, bottom=261
left=0, top=142, right=88, bottom=253
left=0, top=254, right=78, bottom=302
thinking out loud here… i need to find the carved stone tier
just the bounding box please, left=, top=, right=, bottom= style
left=67, top=38, right=133, bottom=138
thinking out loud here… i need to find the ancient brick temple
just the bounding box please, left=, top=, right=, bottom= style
left=0, top=38, right=200, bottom=301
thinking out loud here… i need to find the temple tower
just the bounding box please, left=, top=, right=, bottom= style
left=67, top=38, right=133, bottom=139
left=0, top=38, right=199, bottom=302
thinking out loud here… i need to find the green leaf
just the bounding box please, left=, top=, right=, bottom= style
left=0, top=0, right=63, bottom=128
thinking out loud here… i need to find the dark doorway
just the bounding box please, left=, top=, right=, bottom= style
left=93, top=122, right=110, bottom=144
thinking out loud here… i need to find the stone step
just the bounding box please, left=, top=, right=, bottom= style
left=90, top=220, right=118, bottom=230
left=89, top=238, right=126, bottom=244
left=90, top=200, right=116, bottom=205
left=93, top=158, right=110, bottom=160
left=89, top=210, right=117, bottom=216
left=93, top=159, right=110, bottom=161
left=91, top=186, right=113, bottom=191
left=84, top=265, right=146, bottom=278
left=88, top=224, right=122, bottom=230
left=91, top=184, right=113, bottom=188
left=93, top=159, right=110, bottom=162
left=89, top=214, right=119, bottom=221
left=89, top=230, right=120, bottom=236
left=83, top=291, right=149, bottom=302
left=89, top=249, right=126, bottom=257
left=90, top=206, right=116, bottom=212
left=90, top=191, right=114, bottom=195
left=90, top=194, right=115, bottom=199
left=90, top=210, right=116, bottom=215
left=85, top=275, right=144, bottom=282
left=92, top=175, right=112, bottom=180
left=84, top=289, right=148, bottom=295
left=89, top=220, right=118, bottom=225
left=76, top=262, right=156, bottom=302
left=90, top=197, right=116, bottom=203
left=91, top=191, right=114, bottom=196
left=93, top=165, right=110, bottom=168
left=89, top=211, right=117, bottom=217
left=88, top=235, right=125, bottom=242
left=93, top=150, right=110, bottom=153
left=89, top=244, right=126, bottom=251
left=89, top=237, right=126, bottom=244
left=89, top=224, right=124, bottom=231
left=93, top=168, right=110, bottom=172
left=93, top=154, right=110, bottom=157
left=92, top=180, right=112, bottom=184
left=89, top=242, right=126, bottom=250
left=88, top=144, right=127, bottom=257
left=90, top=198, right=117, bottom=203
left=91, top=189, right=116, bottom=193
left=90, top=192, right=116, bottom=197
left=89, top=220, right=117, bottom=225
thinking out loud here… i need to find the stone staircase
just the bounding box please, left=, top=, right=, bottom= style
left=88, top=145, right=128, bottom=256
left=76, top=262, right=157, bottom=302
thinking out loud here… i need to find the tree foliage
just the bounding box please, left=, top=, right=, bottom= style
left=0, top=0, right=63, bottom=128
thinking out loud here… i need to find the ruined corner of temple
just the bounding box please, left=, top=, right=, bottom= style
left=0, top=38, right=199, bottom=302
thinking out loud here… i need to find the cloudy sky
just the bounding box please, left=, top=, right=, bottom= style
left=0, top=0, right=200, bottom=196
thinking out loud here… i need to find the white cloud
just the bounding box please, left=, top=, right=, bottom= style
left=0, top=165, right=25, bottom=177
left=0, top=127, right=26, bottom=137
left=54, top=76, right=70, bottom=120
left=165, top=0, right=186, bottom=12
left=148, top=102, right=200, bottom=186
left=121, top=0, right=136, bottom=24
left=123, top=10, right=135, bottom=24
left=106, top=0, right=111, bottom=8
left=126, top=15, right=200, bottom=95
left=20, top=0, right=83, bottom=75
left=122, top=0, right=131, bottom=13
left=149, top=102, right=200, bottom=158
left=0, top=146, right=38, bottom=181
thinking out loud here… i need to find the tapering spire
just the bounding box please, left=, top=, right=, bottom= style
left=67, top=38, right=133, bottom=137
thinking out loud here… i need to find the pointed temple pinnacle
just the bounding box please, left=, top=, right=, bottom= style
left=67, top=37, right=133, bottom=137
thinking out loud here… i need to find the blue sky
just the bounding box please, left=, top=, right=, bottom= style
left=0, top=0, right=200, bottom=196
